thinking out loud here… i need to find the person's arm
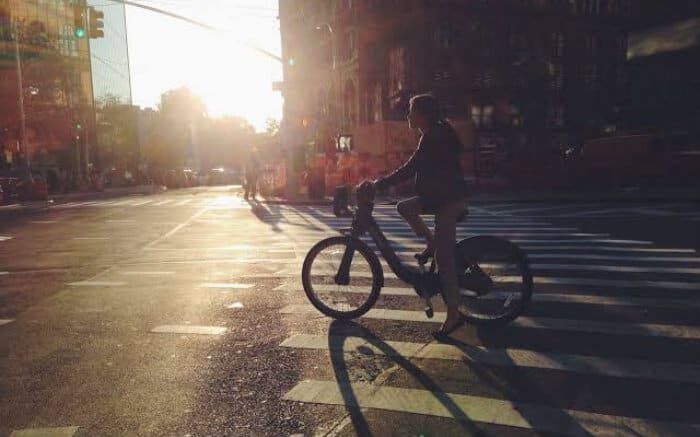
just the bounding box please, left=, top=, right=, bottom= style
left=375, top=145, right=422, bottom=190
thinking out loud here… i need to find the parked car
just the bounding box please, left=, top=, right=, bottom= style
left=206, top=167, right=240, bottom=186
left=564, top=133, right=700, bottom=188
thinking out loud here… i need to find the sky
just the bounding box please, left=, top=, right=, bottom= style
left=125, top=0, right=283, bottom=131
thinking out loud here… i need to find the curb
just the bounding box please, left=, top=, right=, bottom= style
left=1, top=185, right=167, bottom=220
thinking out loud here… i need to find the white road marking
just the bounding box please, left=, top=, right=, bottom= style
left=198, top=282, right=254, bottom=289
left=274, top=284, right=700, bottom=310
left=0, top=319, right=14, bottom=326
left=106, top=219, right=135, bottom=223
left=10, top=427, right=79, bottom=437
left=120, top=271, right=175, bottom=275
left=67, top=281, right=127, bottom=287
left=143, top=208, right=208, bottom=249
left=283, top=380, right=700, bottom=436
left=281, top=334, right=700, bottom=383
left=129, top=200, right=153, bottom=206
left=151, top=325, right=227, bottom=335
left=0, top=271, right=8, bottom=275
left=279, top=305, right=700, bottom=339
left=31, top=220, right=58, bottom=224
left=153, top=199, right=174, bottom=206
left=533, top=263, right=700, bottom=274
left=73, top=237, right=109, bottom=240
left=0, top=236, right=14, bottom=241
left=111, top=199, right=139, bottom=206
left=529, top=253, right=700, bottom=263
left=277, top=269, right=700, bottom=290
left=175, top=199, right=194, bottom=206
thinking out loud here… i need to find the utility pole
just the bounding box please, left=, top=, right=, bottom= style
left=13, top=21, right=28, bottom=165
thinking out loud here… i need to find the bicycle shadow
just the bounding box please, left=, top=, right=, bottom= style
left=436, top=329, right=592, bottom=436
left=327, top=320, right=485, bottom=436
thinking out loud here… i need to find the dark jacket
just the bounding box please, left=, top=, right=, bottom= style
left=376, top=122, right=467, bottom=212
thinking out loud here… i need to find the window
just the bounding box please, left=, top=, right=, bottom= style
left=510, top=105, right=523, bottom=127
left=584, top=64, right=598, bottom=89
left=471, top=105, right=494, bottom=128
left=547, top=103, right=565, bottom=127
left=551, top=32, right=564, bottom=57
left=584, top=34, right=598, bottom=57
left=389, top=45, right=409, bottom=96
left=550, top=64, right=563, bottom=90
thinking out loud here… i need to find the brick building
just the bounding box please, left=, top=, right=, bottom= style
left=279, top=0, right=632, bottom=184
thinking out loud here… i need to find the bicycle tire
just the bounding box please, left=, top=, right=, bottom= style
left=456, top=235, right=533, bottom=326
left=302, top=236, right=383, bottom=319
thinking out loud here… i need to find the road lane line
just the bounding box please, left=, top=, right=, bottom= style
left=0, top=319, right=14, bottom=326
left=9, top=427, right=80, bottom=437
left=67, top=281, right=127, bottom=287
left=153, top=199, right=174, bottom=206
left=198, top=283, right=254, bottom=289
left=31, top=220, right=58, bottom=224
left=129, top=199, right=153, bottom=206
left=73, top=237, right=109, bottom=240
left=175, top=199, right=194, bottom=206
left=0, top=236, right=14, bottom=241
left=280, top=334, right=700, bottom=383
left=283, top=380, right=700, bottom=436
left=279, top=305, right=700, bottom=339
left=150, top=325, right=226, bottom=335
left=120, top=271, right=175, bottom=275
left=143, top=208, right=208, bottom=249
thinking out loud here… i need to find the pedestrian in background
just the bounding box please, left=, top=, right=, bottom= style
left=244, top=147, right=261, bottom=200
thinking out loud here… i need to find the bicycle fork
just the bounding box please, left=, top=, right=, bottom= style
left=334, top=236, right=355, bottom=286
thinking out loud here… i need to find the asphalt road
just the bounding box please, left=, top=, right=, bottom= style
left=1, top=186, right=699, bottom=436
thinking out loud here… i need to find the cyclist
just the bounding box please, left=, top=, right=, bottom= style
left=373, top=93, right=468, bottom=335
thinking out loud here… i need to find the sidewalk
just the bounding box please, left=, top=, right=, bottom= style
left=0, top=185, right=167, bottom=219
left=259, top=186, right=700, bottom=206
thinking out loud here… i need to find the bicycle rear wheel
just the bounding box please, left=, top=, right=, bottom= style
left=302, top=236, right=383, bottom=319
left=456, top=236, right=533, bottom=326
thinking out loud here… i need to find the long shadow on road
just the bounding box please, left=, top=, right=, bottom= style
left=328, top=320, right=485, bottom=436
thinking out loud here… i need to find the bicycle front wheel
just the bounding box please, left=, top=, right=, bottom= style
left=302, top=236, right=383, bottom=319
left=456, top=236, right=533, bottom=326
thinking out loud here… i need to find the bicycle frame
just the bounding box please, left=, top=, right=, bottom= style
left=335, top=189, right=442, bottom=296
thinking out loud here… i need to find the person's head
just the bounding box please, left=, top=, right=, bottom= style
left=407, top=93, right=441, bottom=131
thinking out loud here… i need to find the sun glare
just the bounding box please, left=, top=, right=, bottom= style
left=126, top=1, right=282, bottom=131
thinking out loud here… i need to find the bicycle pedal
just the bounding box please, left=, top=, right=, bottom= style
left=425, top=306, right=434, bottom=319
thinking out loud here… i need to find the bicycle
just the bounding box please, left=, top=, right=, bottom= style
left=302, top=182, right=534, bottom=327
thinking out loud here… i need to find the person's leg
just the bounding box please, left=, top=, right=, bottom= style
left=397, top=196, right=434, bottom=250
left=250, top=175, right=258, bottom=198
left=434, top=199, right=465, bottom=333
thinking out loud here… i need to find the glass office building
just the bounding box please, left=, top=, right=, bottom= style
left=0, top=0, right=131, bottom=186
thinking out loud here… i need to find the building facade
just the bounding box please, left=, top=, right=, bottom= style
left=0, top=0, right=131, bottom=189
left=279, top=0, right=632, bottom=182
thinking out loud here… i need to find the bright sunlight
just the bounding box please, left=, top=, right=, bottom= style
left=125, top=0, right=282, bottom=131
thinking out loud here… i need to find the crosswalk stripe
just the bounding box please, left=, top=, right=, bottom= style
left=227, top=257, right=700, bottom=275
left=528, top=253, right=700, bottom=263
left=279, top=305, right=700, bottom=339
left=129, top=199, right=153, bottom=206
left=273, top=284, right=700, bottom=310
left=277, top=269, right=700, bottom=290
left=150, top=325, right=226, bottom=335
left=9, top=426, right=80, bottom=437
left=67, top=281, right=127, bottom=287
left=283, top=380, right=700, bottom=436
left=280, top=334, right=700, bottom=383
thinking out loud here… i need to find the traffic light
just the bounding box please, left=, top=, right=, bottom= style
left=88, top=7, right=104, bottom=39
left=73, top=6, right=86, bottom=38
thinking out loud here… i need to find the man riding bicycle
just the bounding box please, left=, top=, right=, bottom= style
left=372, top=93, right=468, bottom=335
